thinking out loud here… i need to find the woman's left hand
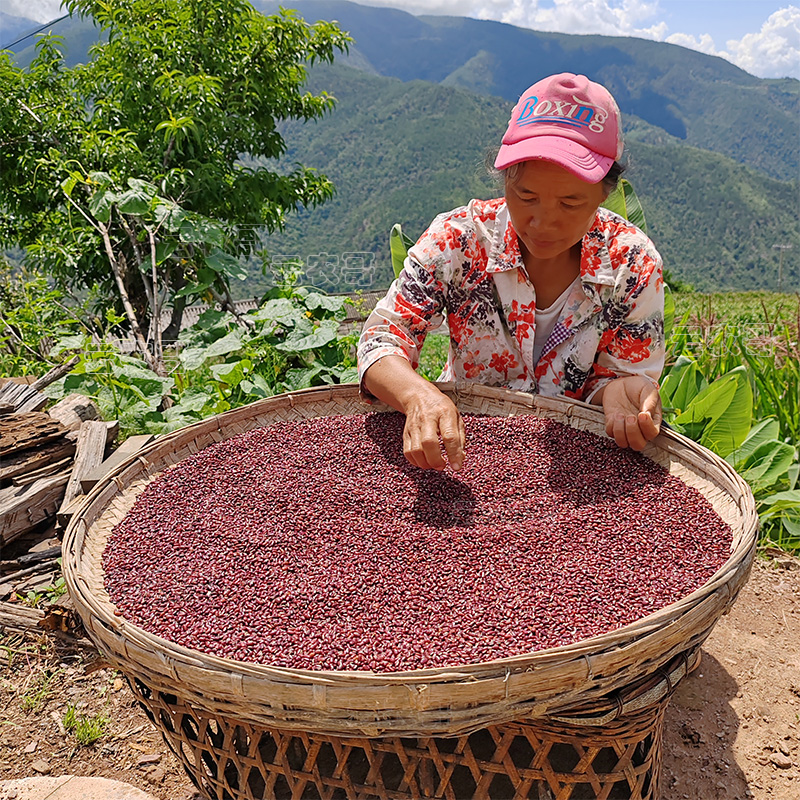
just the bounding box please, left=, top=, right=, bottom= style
left=597, top=376, right=662, bottom=451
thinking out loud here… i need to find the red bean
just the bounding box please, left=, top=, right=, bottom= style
left=103, top=413, right=732, bottom=672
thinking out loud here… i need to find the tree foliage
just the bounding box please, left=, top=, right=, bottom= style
left=0, top=0, right=349, bottom=374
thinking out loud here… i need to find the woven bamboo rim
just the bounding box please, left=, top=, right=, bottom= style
left=62, top=384, right=758, bottom=737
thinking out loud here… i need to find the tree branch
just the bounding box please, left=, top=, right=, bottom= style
left=96, top=219, right=163, bottom=376
left=145, top=224, right=163, bottom=364
left=119, top=215, right=155, bottom=315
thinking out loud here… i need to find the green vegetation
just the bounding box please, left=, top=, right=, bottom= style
left=34, top=263, right=359, bottom=436
left=0, top=0, right=349, bottom=377
left=14, top=575, right=68, bottom=609
left=20, top=668, right=60, bottom=712
left=63, top=704, right=109, bottom=745
left=261, top=63, right=798, bottom=296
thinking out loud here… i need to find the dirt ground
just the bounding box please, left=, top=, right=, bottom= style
left=0, top=554, right=798, bottom=800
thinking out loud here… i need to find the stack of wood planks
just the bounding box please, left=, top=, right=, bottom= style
left=0, top=374, right=156, bottom=638
left=0, top=383, right=119, bottom=554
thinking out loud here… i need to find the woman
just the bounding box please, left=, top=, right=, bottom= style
left=358, top=73, right=664, bottom=471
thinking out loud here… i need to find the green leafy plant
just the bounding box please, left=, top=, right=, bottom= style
left=602, top=178, right=648, bottom=233
left=661, top=345, right=800, bottom=550
left=0, top=0, right=350, bottom=383
left=389, top=223, right=416, bottom=279
left=63, top=704, right=108, bottom=746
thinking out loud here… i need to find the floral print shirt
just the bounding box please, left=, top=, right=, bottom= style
left=358, top=197, right=664, bottom=401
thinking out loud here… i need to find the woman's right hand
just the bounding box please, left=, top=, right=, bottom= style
left=402, top=386, right=465, bottom=471
left=362, top=355, right=466, bottom=471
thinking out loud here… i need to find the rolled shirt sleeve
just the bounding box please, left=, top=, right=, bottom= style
left=357, top=217, right=455, bottom=389
left=583, top=243, right=665, bottom=401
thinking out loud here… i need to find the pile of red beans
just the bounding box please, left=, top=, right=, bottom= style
left=103, top=412, right=731, bottom=672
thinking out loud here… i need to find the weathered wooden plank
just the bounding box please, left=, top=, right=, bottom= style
left=79, top=434, right=154, bottom=493
left=0, top=438, right=77, bottom=484
left=15, top=389, right=48, bottom=414
left=12, top=457, right=73, bottom=485
left=0, top=473, right=69, bottom=548
left=0, top=412, right=68, bottom=457
left=55, top=495, right=87, bottom=529
left=0, top=599, right=45, bottom=634
left=66, top=419, right=119, bottom=447
left=47, top=393, right=101, bottom=431
left=57, top=420, right=109, bottom=519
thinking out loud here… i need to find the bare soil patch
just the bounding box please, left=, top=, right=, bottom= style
left=0, top=555, right=797, bottom=799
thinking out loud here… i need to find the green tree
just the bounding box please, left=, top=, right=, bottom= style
left=0, top=0, right=349, bottom=375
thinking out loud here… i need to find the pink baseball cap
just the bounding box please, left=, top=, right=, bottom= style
left=494, top=73, right=624, bottom=183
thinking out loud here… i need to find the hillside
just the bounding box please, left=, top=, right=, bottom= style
left=257, top=0, right=800, bottom=183
left=0, top=12, right=41, bottom=47
left=258, top=63, right=799, bottom=296
left=3, top=3, right=798, bottom=294
left=7, top=1, right=799, bottom=182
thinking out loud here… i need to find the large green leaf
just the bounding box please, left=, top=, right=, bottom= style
left=660, top=356, right=705, bottom=412
left=601, top=179, right=647, bottom=234
left=180, top=330, right=243, bottom=369
left=179, top=214, right=225, bottom=247
left=153, top=199, right=187, bottom=232
left=758, top=490, right=800, bottom=514
left=154, top=241, right=177, bottom=265
left=697, top=367, right=752, bottom=457
left=116, top=180, right=156, bottom=215
left=739, top=440, right=797, bottom=491
left=88, top=188, right=117, bottom=223
left=275, top=319, right=340, bottom=352
left=671, top=374, right=737, bottom=443
left=305, top=292, right=347, bottom=319
left=210, top=358, right=251, bottom=386
left=240, top=373, right=273, bottom=399
left=250, top=298, right=300, bottom=326
left=389, top=223, right=414, bottom=279
left=205, top=249, right=248, bottom=281
left=282, top=364, right=324, bottom=390
left=726, top=418, right=781, bottom=467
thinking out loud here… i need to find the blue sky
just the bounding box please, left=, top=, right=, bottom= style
left=6, top=0, right=800, bottom=78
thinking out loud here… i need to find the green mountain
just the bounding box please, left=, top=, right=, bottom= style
left=258, top=0, right=799, bottom=183
left=258, top=63, right=799, bottom=295
left=4, top=2, right=798, bottom=293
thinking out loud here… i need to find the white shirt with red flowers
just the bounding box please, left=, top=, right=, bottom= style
left=358, top=197, right=665, bottom=401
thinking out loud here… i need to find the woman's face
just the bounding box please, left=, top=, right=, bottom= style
left=504, top=160, right=608, bottom=264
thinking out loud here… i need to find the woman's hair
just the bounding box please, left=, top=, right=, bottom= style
left=485, top=148, right=627, bottom=197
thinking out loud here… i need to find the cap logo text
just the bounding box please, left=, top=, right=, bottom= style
left=516, top=94, right=608, bottom=133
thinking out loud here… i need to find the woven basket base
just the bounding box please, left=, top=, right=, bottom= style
left=129, top=676, right=666, bottom=800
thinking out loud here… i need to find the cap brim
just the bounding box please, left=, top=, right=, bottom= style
left=494, top=136, right=613, bottom=183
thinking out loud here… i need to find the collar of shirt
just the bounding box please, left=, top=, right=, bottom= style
left=486, top=202, right=617, bottom=301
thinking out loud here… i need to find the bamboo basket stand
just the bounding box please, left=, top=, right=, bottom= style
left=62, top=384, right=759, bottom=800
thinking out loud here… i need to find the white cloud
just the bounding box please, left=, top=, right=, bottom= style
left=666, top=7, right=800, bottom=78
left=362, top=0, right=668, bottom=40
left=2, top=0, right=65, bottom=23
left=362, top=0, right=799, bottom=79
left=725, top=6, right=800, bottom=78
left=665, top=32, right=721, bottom=56
left=487, top=0, right=666, bottom=40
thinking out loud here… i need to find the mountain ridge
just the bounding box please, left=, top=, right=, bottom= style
left=257, top=0, right=799, bottom=183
